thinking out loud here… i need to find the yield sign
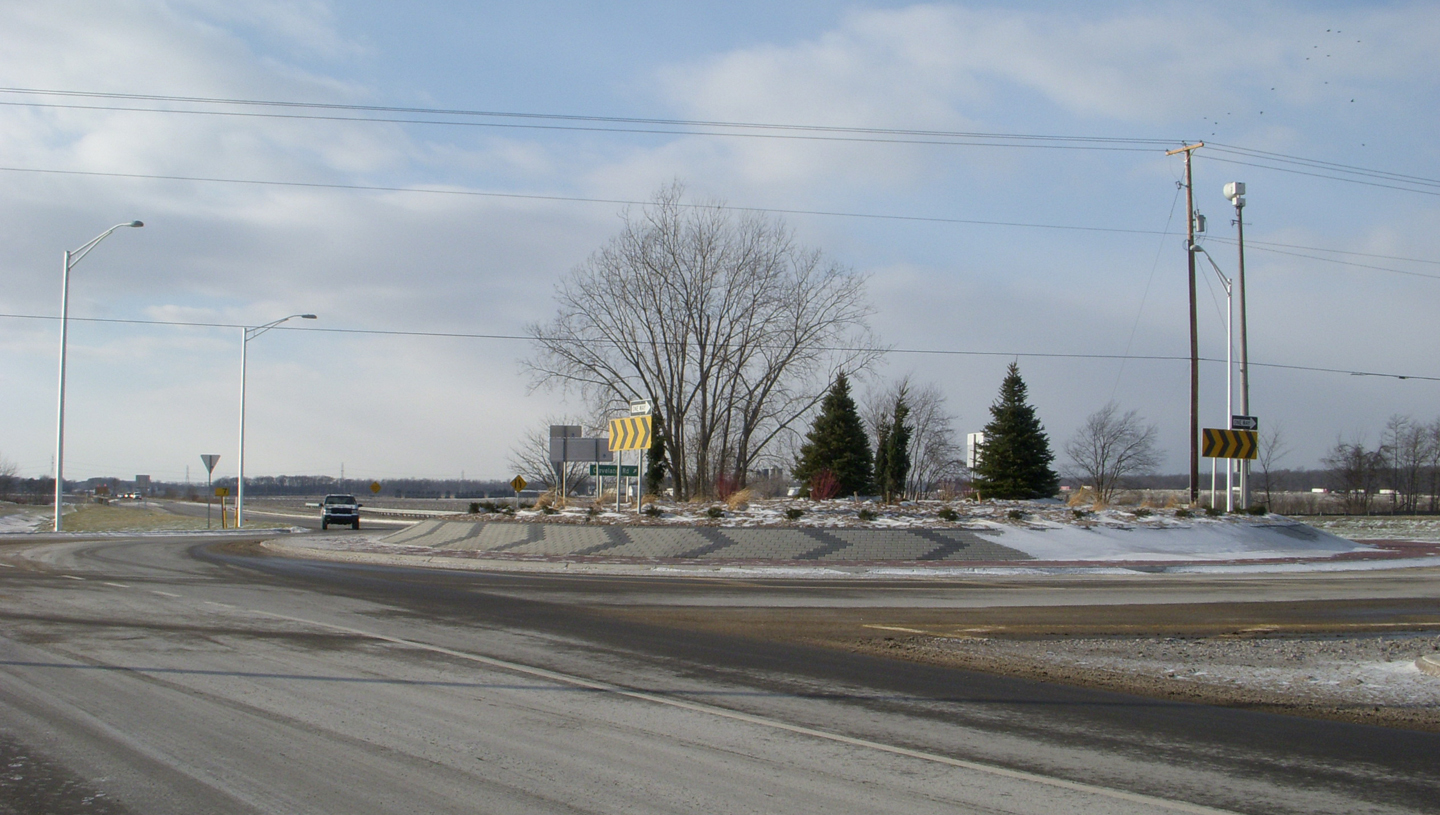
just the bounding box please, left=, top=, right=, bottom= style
left=200, top=454, right=221, bottom=474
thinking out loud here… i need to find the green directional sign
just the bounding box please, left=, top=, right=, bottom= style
left=589, top=464, right=638, bottom=477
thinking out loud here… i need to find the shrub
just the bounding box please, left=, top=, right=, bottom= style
left=714, top=474, right=739, bottom=502
left=726, top=488, right=755, bottom=511
left=1246, top=504, right=1268, bottom=516
left=1134, top=508, right=1152, bottom=518
left=468, top=501, right=482, bottom=514
left=1175, top=508, right=1192, bottom=518
left=809, top=469, right=840, bottom=501
left=1072, top=508, right=1090, bottom=520
left=706, top=506, right=725, bottom=519
left=643, top=504, right=662, bottom=518
left=587, top=505, right=601, bottom=520
left=541, top=505, right=557, bottom=515
left=857, top=508, right=877, bottom=521
left=1007, top=509, right=1026, bottom=521
left=937, top=507, right=959, bottom=522
left=784, top=507, right=805, bottom=520
left=501, top=505, right=516, bottom=516
left=1205, top=506, right=1222, bottom=517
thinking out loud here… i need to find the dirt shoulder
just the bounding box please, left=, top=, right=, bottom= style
left=600, top=600, right=1440, bottom=732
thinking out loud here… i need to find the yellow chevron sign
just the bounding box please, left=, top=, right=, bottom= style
left=608, top=415, right=652, bottom=451
left=1202, top=428, right=1257, bottom=460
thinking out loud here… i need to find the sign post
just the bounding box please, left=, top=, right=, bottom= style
left=1201, top=429, right=1258, bottom=511
left=510, top=475, right=526, bottom=511
left=215, top=486, right=230, bottom=528
left=200, top=454, right=220, bottom=529
left=608, top=415, right=652, bottom=513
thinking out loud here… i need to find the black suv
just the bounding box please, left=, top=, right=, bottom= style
left=321, top=494, right=361, bottom=530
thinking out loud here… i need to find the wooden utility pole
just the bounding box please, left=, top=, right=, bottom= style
left=1166, top=142, right=1204, bottom=504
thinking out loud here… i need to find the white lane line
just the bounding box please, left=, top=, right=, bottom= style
left=253, top=609, right=1234, bottom=815
left=862, top=624, right=927, bottom=634
left=0, top=562, right=13, bottom=568
left=150, top=590, right=181, bottom=598
left=61, top=575, right=85, bottom=581
left=103, top=582, right=131, bottom=588
left=204, top=601, right=235, bottom=609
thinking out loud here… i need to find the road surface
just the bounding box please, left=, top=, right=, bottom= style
left=0, top=533, right=1435, bottom=814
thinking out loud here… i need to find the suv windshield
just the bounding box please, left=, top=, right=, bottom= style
left=325, top=495, right=357, bottom=504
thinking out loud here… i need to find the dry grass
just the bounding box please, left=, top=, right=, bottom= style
left=63, top=503, right=211, bottom=532
left=726, top=488, right=756, bottom=511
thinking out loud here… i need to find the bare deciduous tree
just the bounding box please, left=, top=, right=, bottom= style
left=1380, top=414, right=1431, bottom=514
left=1063, top=402, right=1160, bottom=504
left=506, top=418, right=594, bottom=497
left=1256, top=422, right=1290, bottom=507
left=525, top=184, right=881, bottom=499
left=0, top=453, right=16, bottom=499
left=863, top=377, right=964, bottom=500
left=1322, top=436, right=1385, bottom=515
left=1427, top=417, right=1440, bottom=513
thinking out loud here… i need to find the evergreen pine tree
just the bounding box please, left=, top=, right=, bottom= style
left=971, top=363, right=1059, bottom=499
left=794, top=373, right=873, bottom=496
left=645, top=412, right=667, bottom=497
left=874, top=416, right=892, bottom=500
left=876, top=394, right=912, bottom=503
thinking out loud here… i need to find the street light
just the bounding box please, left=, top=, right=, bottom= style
left=1224, top=182, right=1250, bottom=508
left=237, top=313, right=316, bottom=527
left=1192, top=243, right=1236, bottom=512
left=54, top=221, right=144, bottom=532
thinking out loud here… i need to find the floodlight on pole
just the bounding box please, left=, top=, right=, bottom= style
left=53, top=221, right=144, bottom=532
left=237, top=313, right=317, bottom=527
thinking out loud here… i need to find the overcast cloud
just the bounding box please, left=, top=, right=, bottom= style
left=1, top=1, right=1436, bottom=485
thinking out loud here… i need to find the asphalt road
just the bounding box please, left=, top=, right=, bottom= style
left=0, top=533, right=1435, bottom=814
left=153, top=499, right=413, bottom=531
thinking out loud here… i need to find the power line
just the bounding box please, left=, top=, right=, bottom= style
left=1202, top=238, right=1440, bottom=281
left=6, top=87, right=1434, bottom=197
left=8, top=161, right=1437, bottom=286
left=0, top=86, right=1175, bottom=149
left=2, top=312, right=1434, bottom=382
left=0, top=165, right=1172, bottom=236
left=1207, top=142, right=1440, bottom=189
left=10, top=162, right=1434, bottom=283
left=0, top=99, right=1164, bottom=152
left=1202, top=154, right=1440, bottom=197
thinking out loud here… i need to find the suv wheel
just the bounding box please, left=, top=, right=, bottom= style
left=352, top=520, right=360, bottom=530
left=321, top=520, right=328, bottom=530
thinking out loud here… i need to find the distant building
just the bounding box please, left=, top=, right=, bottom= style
left=966, top=432, right=986, bottom=469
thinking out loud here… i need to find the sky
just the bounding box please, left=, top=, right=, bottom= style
left=1, top=0, right=1437, bottom=485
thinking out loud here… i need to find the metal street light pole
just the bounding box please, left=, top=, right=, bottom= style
left=1225, top=182, right=1250, bottom=509
left=53, top=221, right=143, bottom=532
left=237, top=314, right=316, bottom=527
left=1194, top=244, right=1235, bottom=512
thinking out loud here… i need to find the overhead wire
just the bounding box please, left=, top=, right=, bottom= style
left=0, top=86, right=1176, bottom=148
left=1, top=312, right=1434, bottom=382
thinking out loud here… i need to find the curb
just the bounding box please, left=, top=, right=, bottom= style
left=1417, top=655, right=1440, bottom=677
